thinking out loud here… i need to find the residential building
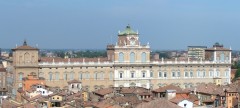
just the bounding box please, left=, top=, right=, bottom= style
left=188, top=46, right=207, bottom=60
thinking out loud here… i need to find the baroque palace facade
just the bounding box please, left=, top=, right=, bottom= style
left=12, top=25, right=231, bottom=96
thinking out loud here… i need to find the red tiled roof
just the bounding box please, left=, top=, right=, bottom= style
left=136, top=98, right=181, bottom=108
left=113, top=95, right=141, bottom=105
left=67, top=79, right=81, bottom=84
left=0, top=68, right=6, bottom=72
left=120, top=87, right=149, bottom=94
left=93, top=88, right=114, bottom=96
left=12, top=45, right=38, bottom=50
left=152, top=85, right=183, bottom=93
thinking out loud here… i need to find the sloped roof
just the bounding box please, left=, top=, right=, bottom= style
left=136, top=98, right=181, bottom=108
left=0, top=68, right=6, bottom=72
left=12, top=40, right=38, bottom=50
left=152, top=84, right=184, bottom=93
left=118, top=25, right=138, bottom=36
left=120, top=87, right=149, bottom=94
left=93, top=87, right=114, bottom=96
left=67, top=79, right=81, bottom=84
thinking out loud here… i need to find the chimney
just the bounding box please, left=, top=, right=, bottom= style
left=154, top=53, right=159, bottom=60
left=166, top=90, right=176, bottom=100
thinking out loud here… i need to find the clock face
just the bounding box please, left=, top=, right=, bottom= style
left=130, top=37, right=136, bottom=45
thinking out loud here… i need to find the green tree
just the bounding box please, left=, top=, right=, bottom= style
left=234, top=68, right=240, bottom=80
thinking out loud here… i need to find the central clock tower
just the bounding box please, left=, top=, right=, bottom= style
left=117, top=25, right=140, bottom=46
left=113, top=25, right=150, bottom=63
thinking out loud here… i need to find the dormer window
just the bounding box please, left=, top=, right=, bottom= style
left=72, top=84, right=74, bottom=88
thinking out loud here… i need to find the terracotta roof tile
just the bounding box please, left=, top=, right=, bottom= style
left=136, top=98, right=181, bottom=108
left=152, top=84, right=183, bottom=93
left=93, top=88, right=114, bottom=96
left=12, top=45, right=38, bottom=50
left=120, top=87, right=149, bottom=94
left=67, top=79, right=81, bottom=84
left=0, top=68, right=6, bottom=72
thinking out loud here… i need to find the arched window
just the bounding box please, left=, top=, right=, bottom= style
left=109, top=72, right=113, bottom=80
left=19, top=72, right=23, bottom=81
left=24, top=52, right=30, bottom=63
left=220, top=53, right=225, bottom=62
left=141, top=52, right=147, bottom=62
left=119, top=52, right=124, bottom=62
left=209, top=70, right=213, bottom=77
left=79, top=72, right=82, bottom=80
left=130, top=82, right=136, bottom=87
left=70, top=72, right=74, bottom=80
left=55, top=72, right=59, bottom=81
left=131, top=71, right=135, bottom=78
left=86, top=72, right=90, bottom=80
left=39, top=72, right=44, bottom=78
left=119, top=72, right=123, bottom=78
left=142, top=71, right=146, bottom=78
left=94, top=72, right=97, bottom=80
left=49, top=72, right=53, bottom=81
left=101, top=72, right=104, bottom=80
left=130, top=52, right=135, bottom=63
left=150, top=71, right=153, bottom=77
left=64, top=72, right=68, bottom=80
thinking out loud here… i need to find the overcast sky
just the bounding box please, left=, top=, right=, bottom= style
left=0, top=0, right=240, bottom=50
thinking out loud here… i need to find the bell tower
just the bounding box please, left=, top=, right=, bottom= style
left=12, top=40, right=39, bottom=97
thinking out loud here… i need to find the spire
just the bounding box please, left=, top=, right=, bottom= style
left=23, top=39, right=27, bottom=46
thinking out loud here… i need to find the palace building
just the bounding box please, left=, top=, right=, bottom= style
left=11, top=25, right=231, bottom=97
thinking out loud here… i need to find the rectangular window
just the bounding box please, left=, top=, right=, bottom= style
left=55, top=73, right=59, bottom=81
left=49, top=74, right=52, bottom=81
left=150, top=71, right=153, bottom=78
left=190, top=72, right=193, bottom=77
left=142, top=72, right=146, bottom=78
left=164, top=72, right=167, bottom=78
left=86, top=73, right=90, bottom=80
left=79, top=73, right=82, bottom=80
left=19, top=73, right=23, bottom=81
left=109, top=72, right=113, bottom=80
left=120, top=73, right=123, bottom=78
left=101, top=73, right=105, bottom=80
left=209, top=71, right=213, bottom=77
left=177, top=72, right=180, bottom=77
left=70, top=73, right=74, bottom=80
left=94, top=73, right=97, bottom=80
left=203, top=72, right=206, bottom=77
left=159, top=72, right=162, bottom=77
left=64, top=73, right=67, bottom=80
left=225, top=71, right=229, bottom=77
left=172, top=72, right=175, bottom=77
left=185, top=72, right=188, bottom=77
left=217, top=71, right=220, bottom=77
left=131, top=72, right=135, bottom=78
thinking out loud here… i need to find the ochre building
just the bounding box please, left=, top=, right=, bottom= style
left=11, top=25, right=232, bottom=97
